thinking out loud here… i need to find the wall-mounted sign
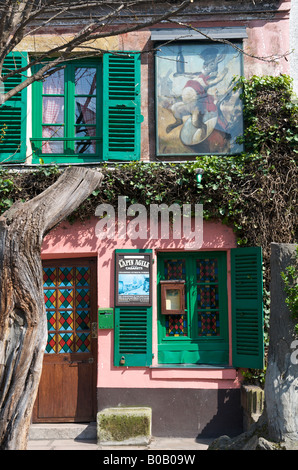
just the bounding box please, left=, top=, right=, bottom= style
left=115, top=252, right=152, bottom=307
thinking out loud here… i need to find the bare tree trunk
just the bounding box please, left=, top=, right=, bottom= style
left=209, top=243, right=298, bottom=450
left=265, top=243, right=298, bottom=446
left=0, top=166, right=103, bottom=450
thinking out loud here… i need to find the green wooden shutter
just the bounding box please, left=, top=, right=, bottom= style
left=0, top=52, right=28, bottom=162
left=114, top=306, right=152, bottom=367
left=114, top=249, right=152, bottom=367
left=231, top=247, right=264, bottom=369
left=102, top=52, right=142, bottom=161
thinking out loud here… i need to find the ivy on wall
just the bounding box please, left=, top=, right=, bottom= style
left=0, top=75, right=297, bottom=292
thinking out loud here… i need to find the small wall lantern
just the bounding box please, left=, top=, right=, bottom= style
left=195, top=168, right=204, bottom=188
left=160, top=280, right=185, bottom=315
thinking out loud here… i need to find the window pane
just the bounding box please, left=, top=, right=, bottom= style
left=197, top=285, right=219, bottom=309
left=75, top=97, right=96, bottom=125
left=164, top=259, right=186, bottom=281
left=43, top=264, right=92, bottom=354
left=43, top=97, right=64, bottom=124
left=75, top=68, right=96, bottom=95
left=75, top=139, right=96, bottom=154
left=196, top=258, right=218, bottom=283
left=198, top=311, right=220, bottom=337
left=42, top=126, right=64, bottom=154
left=197, top=258, right=220, bottom=337
left=43, top=69, right=64, bottom=94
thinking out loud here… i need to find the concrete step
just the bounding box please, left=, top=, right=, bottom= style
left=29, top=422, right=97, bottom=441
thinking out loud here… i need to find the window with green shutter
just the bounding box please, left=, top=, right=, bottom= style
left=0, top=52, right=28, bottom=163
left=31, top=52, right=142, bottom=164
left=113, top=248, right=264, bottom=369
left=157, top=249, right=264, bottom=368
left=157, top=252, right=229, bottom=365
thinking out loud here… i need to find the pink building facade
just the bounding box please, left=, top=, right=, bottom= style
left=3, top=1, right=291, bottom=437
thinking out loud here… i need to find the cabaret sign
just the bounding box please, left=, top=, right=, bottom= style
left=115, top=253, right=152, bottom=307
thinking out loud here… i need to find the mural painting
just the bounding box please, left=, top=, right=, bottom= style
left=156, top=43, right=244, bottom=155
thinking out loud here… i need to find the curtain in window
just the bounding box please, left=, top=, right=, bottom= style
left=42, top=70, right=64, bottom=154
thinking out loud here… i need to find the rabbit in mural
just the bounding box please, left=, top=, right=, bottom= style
left=166, top=47, right=229, bottom=145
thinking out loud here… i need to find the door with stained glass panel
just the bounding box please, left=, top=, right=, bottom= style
left=33, top=258, right=97, bottom=423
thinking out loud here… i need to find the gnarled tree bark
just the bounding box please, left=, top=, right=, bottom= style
left=0, top=166, right=103, bottom=450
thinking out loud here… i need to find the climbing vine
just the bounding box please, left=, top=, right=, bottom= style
left=0, top=75, right=297, bottom=293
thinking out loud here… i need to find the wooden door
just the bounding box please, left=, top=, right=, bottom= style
left=33, top=258, right=97, bottom=423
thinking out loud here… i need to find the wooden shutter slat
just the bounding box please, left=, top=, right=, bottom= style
left=231, top=247, right=264, bottom=369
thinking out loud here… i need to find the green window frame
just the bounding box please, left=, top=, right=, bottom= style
left=32, top=59, right=102, bottom=164
left=31, top=52, right=142, bottom=164
left=157, top=252, right=229, bottom=366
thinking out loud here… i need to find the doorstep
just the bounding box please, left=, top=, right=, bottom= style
left=29, top=422, right=97, bottom=441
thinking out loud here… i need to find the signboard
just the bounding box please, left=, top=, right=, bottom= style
left=115, top=252, right=152, bottom=307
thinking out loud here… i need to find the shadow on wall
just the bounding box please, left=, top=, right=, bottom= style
left=97, top=387, right=243, bottom=439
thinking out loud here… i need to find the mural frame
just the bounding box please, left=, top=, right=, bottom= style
left=155, top=41, right=244, bottom=157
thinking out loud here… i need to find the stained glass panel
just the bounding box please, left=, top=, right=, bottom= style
left=76, top=288, right=90, bottom=308
left=58, top=288, right=74, bottom=308
left=76, top=266, right=90, bottom=286
left=44, top=289, right=56, bottom=309
left=197, top=285, right=219, bottom=309
left=197, top=257, right=220, bottom=336
left=164, top=259, right=186, bottom=280
left=198, top=311, right=220, bottom=336
left=43, top=267, right=57, bottom=287
left=76, top=309, right=90, bottom=330
left=197, top=258, right=218, bottom=283
left=43, top=264, right=92, bottom=354
left=46, top=333, right=56, bottom=354
left=58, top=332, right=74, bottom=353
left=58, top=267, right=74, bottom=286
left=76, top=332, right=91, bottom=353
left=58, top=310, right=74, bottom=331
left=47, top=310, right=56, bottom=331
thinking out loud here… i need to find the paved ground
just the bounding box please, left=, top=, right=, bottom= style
left=28, top=437, right=213, bottom=451
left=27, top=423, right=214, bottom=451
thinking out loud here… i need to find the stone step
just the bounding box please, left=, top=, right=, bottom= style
left=29, top=422, right=97, bottom=441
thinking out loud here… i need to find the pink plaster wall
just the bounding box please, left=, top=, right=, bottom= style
left=41, top=216, right=241, bottom=390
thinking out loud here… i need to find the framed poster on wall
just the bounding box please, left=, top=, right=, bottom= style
left=115, top=252, right=152, bottom=307
left=155, top=42, right=244, bottom=156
